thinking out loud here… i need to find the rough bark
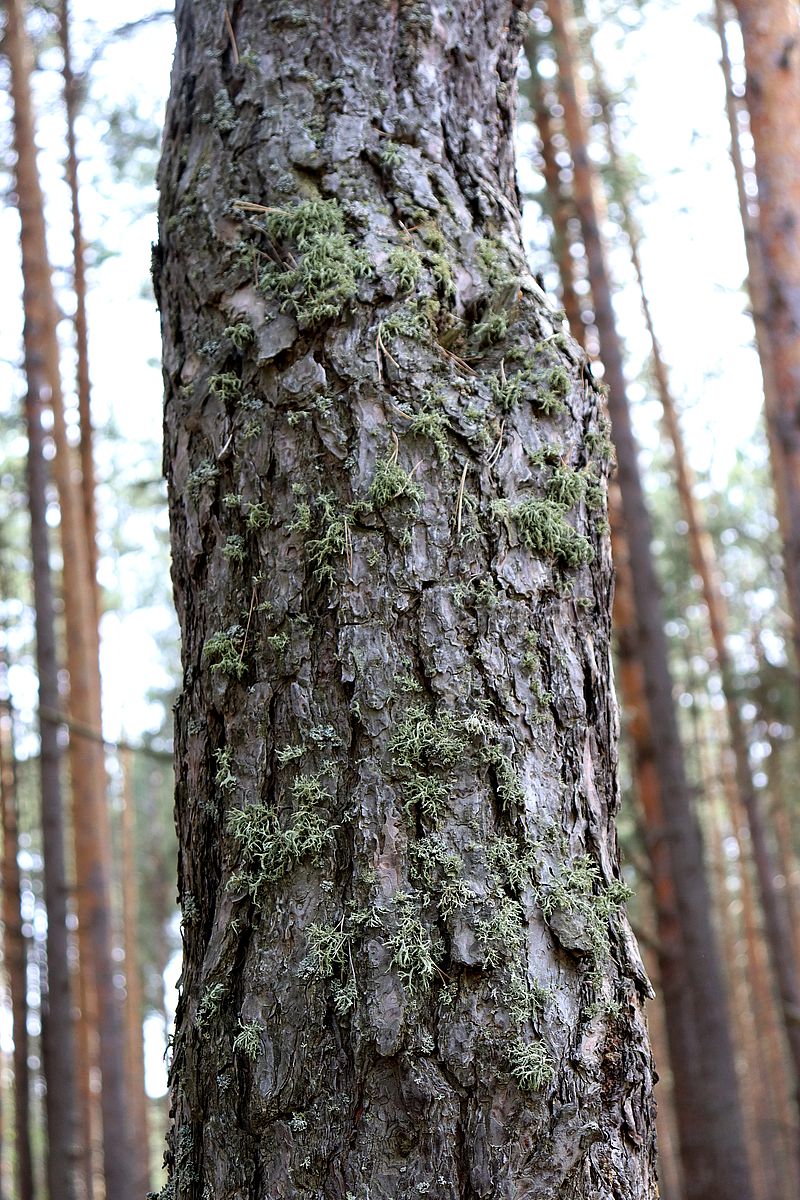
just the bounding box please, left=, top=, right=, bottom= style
left=733, top=0, right=800, bottom=668
left=155, top=2, right=657, bottom=1196
left=4, top=1, right=84, bottom=1194
left=0, top=693, right=35, bottom=1200
left=4, top=2, right=135, bottom=1196
left=546, top=2, right=754, bottom=1198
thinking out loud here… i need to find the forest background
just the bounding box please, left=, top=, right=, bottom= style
left=0, top=1, right=796, bottom=1198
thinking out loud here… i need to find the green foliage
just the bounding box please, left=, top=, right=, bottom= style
left=202, top=627, right=246, bottom=678
left=429, top=252, right=455, bottom=298
left=369, top=457, right=424, bottom=509
left=388, top=892, right=437, bottom=995
left=586, top=415, right=614, bottom=462
left=232, top=1019, right=262, bottom=1061
left=275, top=744, right=305, bottom=767
left=226, top=775, right=335, bottom=900
left=537, top=854, right=632, bottom=976
left=476, top=237, right=519, bottom=292
left=379, top=297, right=439, bottom=341
left=388, top=245, right=422, bottom=291
left=261, top=199, right=371, bottom=325
left=380, top=140, right=402, bottom=168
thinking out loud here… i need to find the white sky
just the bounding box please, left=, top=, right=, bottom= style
left=0, top=0, right=769, bottom=1097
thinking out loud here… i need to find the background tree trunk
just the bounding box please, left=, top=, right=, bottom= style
left=4, top=2, right=135, bottom=1196
left=0, top=689, right=35, bottom=1200
left=733, top=0, right=800, bottom=669
left=155, top=1, right=657, bottom=1196
left=4, top=1, right=83, bottom=1194
left=546, top=2, right=754, bottom=1197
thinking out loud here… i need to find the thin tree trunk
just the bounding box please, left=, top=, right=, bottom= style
left=523, top=35, right=586, bottom=349
left=0, top=693, right=34, bottom=1200
left=547, top=2, right=754, bottom=1197
left=59, top=0, right=99, bottom=619
left=4, top=2, right=83, bottom=1195
left=732, top=0, right=800, bottom=668
left=712, top=0, right=790, bottom=550
left=4, top=3, right=135, bottom=1196
left=592, top=46, right=800, bottom=1142
left=155, top=2, right=657, bottom=1194
left=120, top=746, right=151, bottom=1197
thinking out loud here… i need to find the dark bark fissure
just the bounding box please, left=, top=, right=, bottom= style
left=157, top=2, right=656, bottom=1197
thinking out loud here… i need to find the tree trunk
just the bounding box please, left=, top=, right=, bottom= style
left=592, top=44, right=800, bottom=1146
left=712, top=0, right=789, bottom=549
left=0, top=692, right=35, bottom=1200
left=4, top=1, right=83, bottom=1195
left=120, top=745, right=152, bottom=1197
left=4, top=2, right=135, bottom=1197
left=59, top=0, right=100, bottom=621
left=155, top=2, right=657, bottom=1196
left=523, top=36, right=586, bottom=349
left=546, top=2, right=754, bottom=1198
left=733, top=0, right=800, bottom=669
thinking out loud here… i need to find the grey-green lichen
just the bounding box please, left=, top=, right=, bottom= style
left=388, top=245, right=422, bottom=291
left=226, top=775, right=336, bottom=900
left=369, top=457, right=423, bottom=510
left=232, top=1019, right=263, bottom=1061
left=492, top=497, right=593, bottom=568
left=202, top=627, right=246, bottom=678
left=260, top=199, right=371, bottom=326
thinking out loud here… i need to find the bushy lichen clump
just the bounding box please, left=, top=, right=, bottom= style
left=202, top=627, right=246, bottom=678
left=537, top=854, right=631, bottom=969
left=508, top=1038, right=554, bottom=1092
left=226, top=774, right=336, bottom=900
left=186, top=460, right=220, bottom=502
left=232, top=1019, right=263, bottom=1061
left=493, top=497, right=593, bottom=568
left=369, top=457, right=424, bottom=509
left=260, top=199, right=371, bottom=325
left=391, top=705, right=467, bottom=773
left=407, top=403, right=450, bottom=464
left=388, top=891, right=439, bottom=996
left=388, top=245, right=422, bottom=291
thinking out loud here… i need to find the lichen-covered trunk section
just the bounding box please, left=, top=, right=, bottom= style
left=155, top=2, right=656, bottom=1197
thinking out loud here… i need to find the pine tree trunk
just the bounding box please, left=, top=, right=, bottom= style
left=523, top=37, right=586, bottom=349
left=59, top=0, right=100, bottom=619
left=732, top=0, right=800, bottom=669
left=0, top=693, right=35, bottom=1200
left=4, top=2, right=83, bottom=1194
left=121, top=746, right=152, bottom=1197
left=4, top=2, right=135, bottom=1196
left=155, top=2, right=657, bottom=1195
left=593, top=44, right=800, bottom=1143
left=546, top=2, right=754, bottom=1198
